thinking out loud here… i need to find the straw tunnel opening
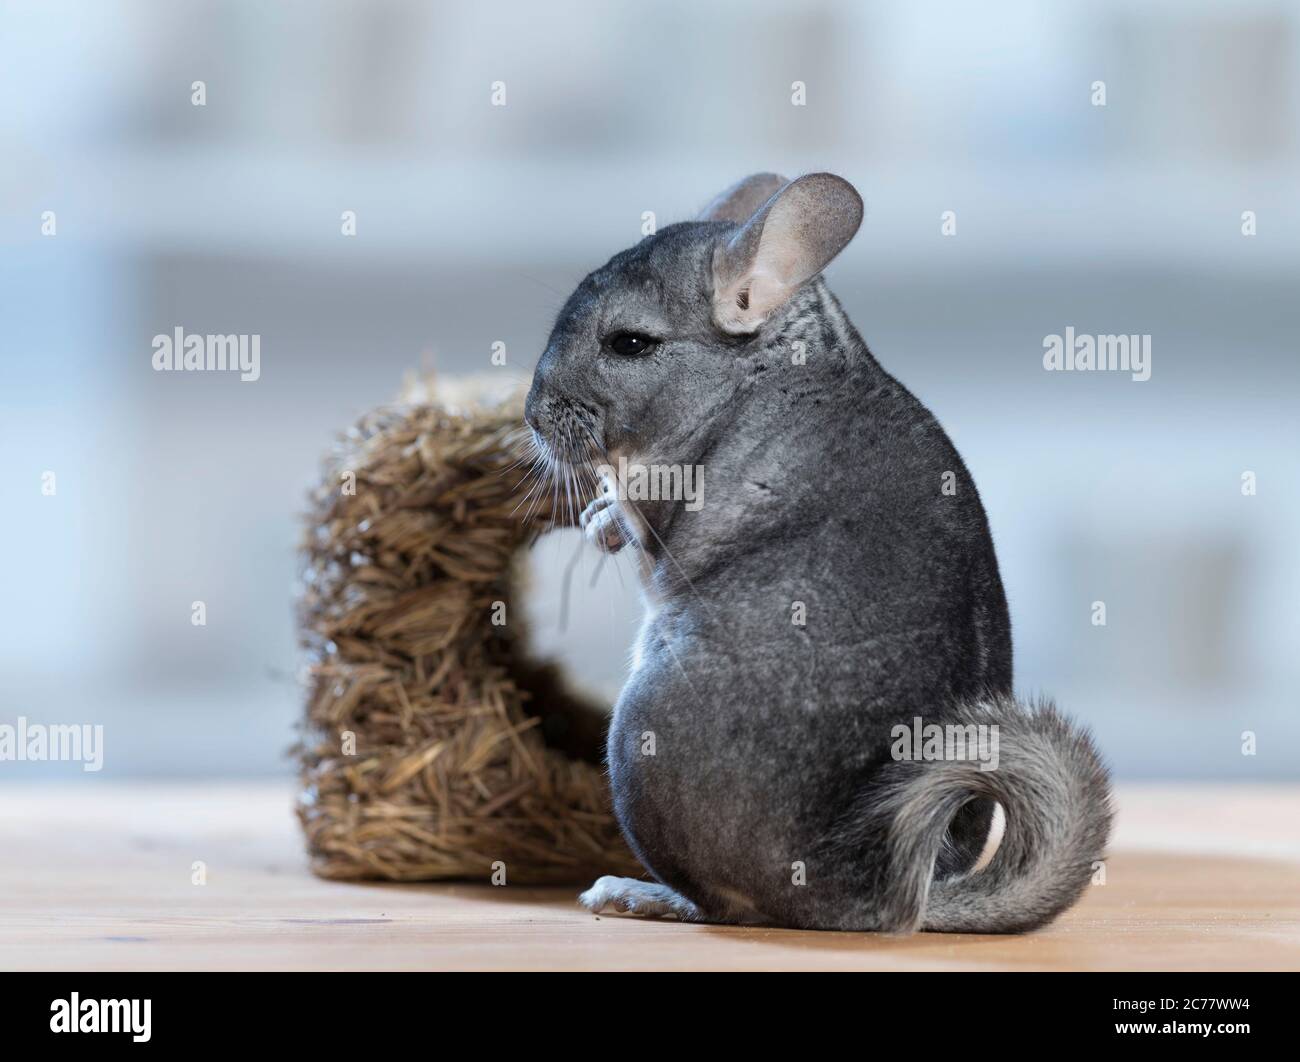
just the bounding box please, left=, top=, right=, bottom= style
left=507, top=527, right=643, bottom=766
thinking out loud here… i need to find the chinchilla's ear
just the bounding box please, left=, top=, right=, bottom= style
left=697, top=172, right=789, bottom=224
left=711, top=172, right=863, bottom=334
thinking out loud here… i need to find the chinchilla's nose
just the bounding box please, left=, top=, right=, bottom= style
left=523, top=381, right=544, bottom=432
left=526, top=341, right=567, bottom=433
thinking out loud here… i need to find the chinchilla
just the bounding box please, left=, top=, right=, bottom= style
left=523, top=172, right=1112, bottom=932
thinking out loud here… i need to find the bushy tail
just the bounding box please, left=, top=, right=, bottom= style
left=870, top=695, right=1112, bottom=934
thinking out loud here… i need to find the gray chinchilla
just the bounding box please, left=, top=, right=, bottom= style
left=523, top=172, right=1112, bottom=932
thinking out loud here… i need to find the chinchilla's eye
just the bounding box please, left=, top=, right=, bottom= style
left=606, top=332, right=656, bottom=357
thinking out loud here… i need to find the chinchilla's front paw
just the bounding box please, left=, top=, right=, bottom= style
left=579, top=494, right=629, bottom=554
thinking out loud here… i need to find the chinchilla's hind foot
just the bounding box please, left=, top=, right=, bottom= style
left=578, top=875, right=700, bottom=920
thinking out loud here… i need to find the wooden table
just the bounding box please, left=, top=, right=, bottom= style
left=2, top=783, right=1297, bottom=971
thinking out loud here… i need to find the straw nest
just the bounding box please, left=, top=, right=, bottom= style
left=295, top=374, right=641, bottom=883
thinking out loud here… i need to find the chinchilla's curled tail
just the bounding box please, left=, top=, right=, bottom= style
left=865, top=695, right=1113, bottom=934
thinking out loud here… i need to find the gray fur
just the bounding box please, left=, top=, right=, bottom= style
left=524, top=173, right=1113, bottom=933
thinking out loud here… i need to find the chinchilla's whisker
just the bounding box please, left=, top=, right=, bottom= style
left=498, top=439, right=539, bottom=476
left=588, top=548, right=608, bottom=588
left=510, top=452, right=552, bottom=518
left=547, top=446, right=562, bottom=532
left=518, top=442, right=556, bottom=525
left=556, top=523, right=585, bottom=633
left=561, top=424, right=580, bottom=528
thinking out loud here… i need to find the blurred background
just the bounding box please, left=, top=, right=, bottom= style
left=1, top=0, right=1296, bottom=780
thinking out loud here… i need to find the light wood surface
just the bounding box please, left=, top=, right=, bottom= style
left=1, top=782, right=1297, bottom=971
